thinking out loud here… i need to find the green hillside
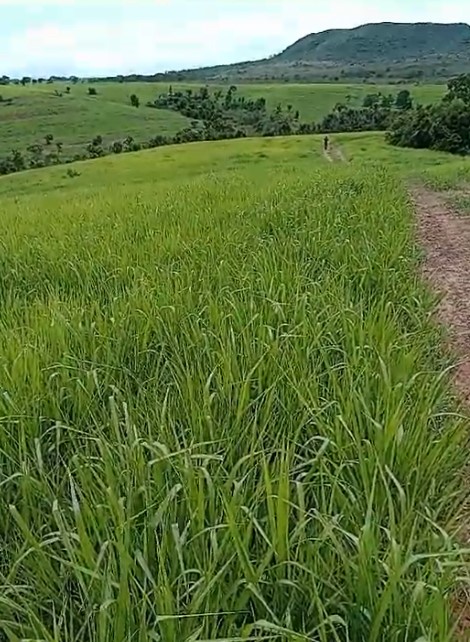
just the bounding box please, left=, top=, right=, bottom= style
left=0, top=133, right=469, bottom=640
left=0, top=83, right=190, bottom=158
left=278, top=22, right=470, bottom=63
left=0, top=81, right=444, bottom=158
left=178, top=22, right=470, bottom=82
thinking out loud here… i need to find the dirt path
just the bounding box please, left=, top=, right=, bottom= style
left=412, top=186, right=470, bottom=403
left=323, top=142, right=347, bottom=164
left=331, top=145, right=347, bottom=163
left=412, top=185, right=470, bottom=637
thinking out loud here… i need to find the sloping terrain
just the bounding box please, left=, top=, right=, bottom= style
left=0, top=134, right=469, bottom=639
left=0, top=81, right=445, bottom=162
left=278, top=22, right=470, bottom=64
left=0, top=83, right=190, bottom=157
left=178, top=22, right=470, bottom=82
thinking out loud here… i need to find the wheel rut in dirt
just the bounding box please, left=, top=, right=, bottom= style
left=412, top=185, right=470, bottom=404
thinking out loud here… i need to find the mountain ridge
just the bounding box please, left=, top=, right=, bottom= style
left=276, top=22, right=470, bottom=63
left=175, top=22, right=470, bottom=83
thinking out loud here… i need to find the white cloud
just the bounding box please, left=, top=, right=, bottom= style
left=1, top=0, right=469, bottom=76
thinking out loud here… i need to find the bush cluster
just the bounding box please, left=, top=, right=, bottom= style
left=387, top=75, right=470, bottom=154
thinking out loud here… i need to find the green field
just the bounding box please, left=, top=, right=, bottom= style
left=0, top=81, right=445, bottom=157
left=0, top=83, right=190, bottom=158
left=0, top=133, right=469, bottom=640
left=95, top=81, right=445, bottom=121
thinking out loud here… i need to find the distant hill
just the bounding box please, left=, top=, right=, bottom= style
left=276, top=22, right=470, bottom=63
left=176, top=22, right=470, bottom=83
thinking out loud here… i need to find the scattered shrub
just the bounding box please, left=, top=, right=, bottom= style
left=388, top=74, right=470, bottom=154
left=110, top=140, right=123, bottom=154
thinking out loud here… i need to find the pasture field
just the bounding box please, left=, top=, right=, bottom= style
left=0, top=81, right=445, bottom=157
left=0, top=133, right=469, bottom=641
left=0, top=131, right=464, bottom=199
left=91, top=80, right=445, bottom=121
left=0, top=84, right=190, bottom=158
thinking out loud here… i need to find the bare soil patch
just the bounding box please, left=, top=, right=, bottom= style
left=331, top=145, right=347, bottom=162
left=323, top=143, right=347, bottom=164
left=411, top=185, right=470, bottom=639
left=412, top=186, right=470, bottom=403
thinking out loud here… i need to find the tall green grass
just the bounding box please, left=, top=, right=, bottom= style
left=0, top=162, right=466, bottom=641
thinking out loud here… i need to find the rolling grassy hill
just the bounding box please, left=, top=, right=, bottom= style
left=0, top=133, right=469, bottom=639
left=0, top=82, right=190, bottom=158
left=177, top=22, right=470, bottom=82
left=0, top=132, right=465, bottom=198
left=0, top=80, right=444, bottom=158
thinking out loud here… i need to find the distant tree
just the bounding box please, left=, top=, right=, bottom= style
left=224, top=85, right=237, bottom=108
left=381, top=94, right=395, bottom=108
left=395, top=89, right=413, bottom=110
left=110, top=140, right=123, bottom=154
left=147, top=135, right=169, bottom=148
left=66, top=86, right=71, bottom=94
left=44, top=134, right=54, bottom=145
left=10, top=149, right=25, bottom=172
left=27, top=143, right=45, bottom=167
left=387, top=99, right=470, bottom=155
left=445, top=74, right=470, bottom=105
left=20, top=76, right=31, bottom=86
left=27, top=143, right=43, bottom=156
left=363, top=92, right=396, bottom=109
left=173, top=127, right=204, bottom=144
left=88, top=87, right=98, bottom=96
left=12, top=150, right=25, bottom=171
left=32, top=78, right=37, bottom=84
left=0, top=75, right=10, bottom=85
left=123, top=135, right=141, bottom=152
left=86, top=135, right=104, bottom=158
left=70, top=76, right=79, bottom=84
left=318, top=101, right=393, bottom=133
left=56, top=141, right=63, bottom=153
left=363, top=93, right=381, bottom=108
left=130, top=93, right=140, bottom=108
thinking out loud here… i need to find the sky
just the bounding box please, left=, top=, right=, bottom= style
left=1, top=0, right=469, bottom=77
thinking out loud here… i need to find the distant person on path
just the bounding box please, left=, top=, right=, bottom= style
left=324, top=136, right=329, bottom=151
